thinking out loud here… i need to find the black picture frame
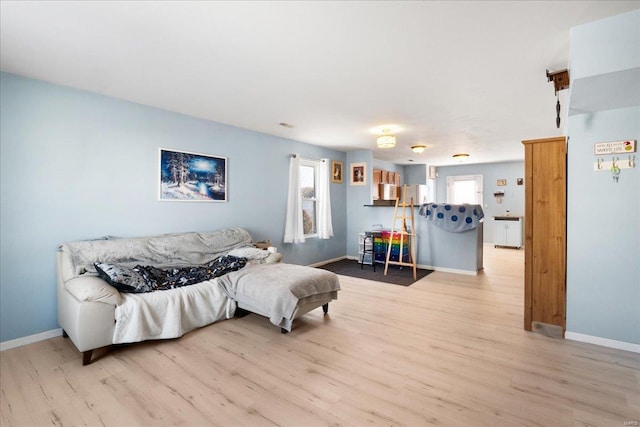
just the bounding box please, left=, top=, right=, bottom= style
left=159, top=148, right=227, bottom=202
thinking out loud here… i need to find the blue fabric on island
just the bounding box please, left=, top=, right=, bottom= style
left=418, top=203, right=484, bottom=232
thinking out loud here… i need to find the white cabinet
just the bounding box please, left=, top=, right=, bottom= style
left=493, top=216, right=523, bottom=248
left=358, top=232, right=374, bottom=265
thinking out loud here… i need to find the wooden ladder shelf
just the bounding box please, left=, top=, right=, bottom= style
left=384, top=185, right=417, bottom=280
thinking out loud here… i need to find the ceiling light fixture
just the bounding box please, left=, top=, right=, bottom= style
left=453, top=153, right=470, bottom=162
left=411, top=145, right=426, bottom=154
left=376, top=129, right=396, bottom=149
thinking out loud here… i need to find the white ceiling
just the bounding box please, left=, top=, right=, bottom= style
left=1, top=1, right=638, bottom=166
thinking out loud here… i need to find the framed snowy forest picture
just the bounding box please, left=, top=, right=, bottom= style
left=159, top=148, right=227, bottom=202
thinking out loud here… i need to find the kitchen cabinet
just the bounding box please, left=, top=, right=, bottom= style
left=372, top=168, right=401, bottom=200
left=493, top=216, right=523, bottom=248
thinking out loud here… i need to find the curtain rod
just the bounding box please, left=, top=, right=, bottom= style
left=289, top=154, right=327, bottom=162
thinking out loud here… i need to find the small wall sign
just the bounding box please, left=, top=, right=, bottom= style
left=497, top=179, right=506, bottom=186
left=594, top=140, right=636, bottom=155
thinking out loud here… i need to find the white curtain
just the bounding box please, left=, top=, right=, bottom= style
left=317, top=158, right=334, bottom=239
left=284, top=155, right=305, bottom=243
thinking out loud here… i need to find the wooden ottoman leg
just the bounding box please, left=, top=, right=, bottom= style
left=82, top=350, right=94, bottom=366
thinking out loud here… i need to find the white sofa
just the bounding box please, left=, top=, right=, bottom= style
left=57, top=228, right=339, bottom=365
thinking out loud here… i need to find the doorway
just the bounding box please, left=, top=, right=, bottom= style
left=446, top=174, right=483, bottom=205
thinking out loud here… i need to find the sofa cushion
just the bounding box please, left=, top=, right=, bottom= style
left=95, top=262, right=154, bottom=293
left=228, top=247, right=283, bottom=264
left=65, top=275, right=122, bottom=305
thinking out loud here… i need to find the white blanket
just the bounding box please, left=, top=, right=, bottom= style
left=113, top=279, right=233, bottom=344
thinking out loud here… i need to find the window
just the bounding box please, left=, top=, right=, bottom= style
left=446, top=174, right=483, bottom=205
left=300, top=159, right=319, bottom=237
left=284, top=155, right=333, bottom=243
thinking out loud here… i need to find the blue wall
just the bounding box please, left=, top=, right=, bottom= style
left=567, top=107, right=639, bottom=344
left=345, top=150, right=374, bottom=257
left=566, top=10, right=640, bottom=345
left=435, top=161, right=525, bottom=244
left=0, top=72, right=347, bottom=343
left=404, top=164, right=427, bottom=185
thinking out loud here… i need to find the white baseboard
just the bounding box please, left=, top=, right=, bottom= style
left=565, top=331, right=640, bottom=354
left=0, top=328, right=63, bottom=352
left=423, top=265, right=479, bottom=276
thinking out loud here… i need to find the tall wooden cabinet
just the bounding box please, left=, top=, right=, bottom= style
left=522, top=137, right=567, bottom=337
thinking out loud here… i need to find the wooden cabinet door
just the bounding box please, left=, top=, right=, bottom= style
left=373, top=169, right=382, bottom=184
left=372, top=169, right=382, bottom=200
left=522, top=137, right=566, bottom=336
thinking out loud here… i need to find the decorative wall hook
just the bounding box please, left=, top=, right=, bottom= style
left=593, top=155, right=636, bottom=176
left=546, top=68, right=570, bottom=129
left=593, top=146, right=636, bottom=181
left=611, top=157, right=620, bottom=183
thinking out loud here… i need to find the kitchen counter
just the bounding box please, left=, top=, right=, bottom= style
left=493, top=215, right=523, bottom=221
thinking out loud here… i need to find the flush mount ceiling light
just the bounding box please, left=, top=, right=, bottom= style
left=411, top=145, right=426, bottom=154
left=453, top=153, right=470, bottom=162
left=376, top=129, right=396, bottom=149
left=371, top=125, right=402, bottom=149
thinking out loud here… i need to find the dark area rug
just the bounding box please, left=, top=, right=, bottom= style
left=318, top=259, right=433, bottom=286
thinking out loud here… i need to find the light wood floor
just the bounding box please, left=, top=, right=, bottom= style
left=1, top=246, right=638, bottom=426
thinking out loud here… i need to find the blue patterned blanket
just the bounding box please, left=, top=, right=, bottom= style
left=418, top=203, right=484, bottom=232
left=95, top=255, right=247, bottom=293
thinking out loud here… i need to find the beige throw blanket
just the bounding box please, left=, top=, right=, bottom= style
left=217, top=263, right=340, bottom=330
left=60, top=228, right=253, bottom=278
